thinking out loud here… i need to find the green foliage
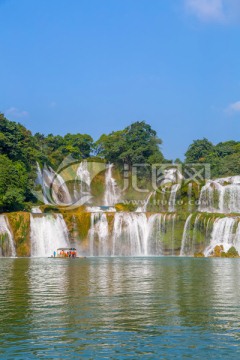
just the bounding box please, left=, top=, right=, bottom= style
left=226, top=246, right=239, bottom=258
left=210, top=245, right=239, bottom=258
left=38, top=132, right=94, bottom=166
left=194, top=252, right=205, bottom=258
left=1, top=111, right=240, bottom=213
left=185, top=137, right=240, bottom=178
left=0, top=155, right=29, bottom=212
left=0, top=113, right=41, bottom=167
left=7, top=212, right=31, bottom=256
left=185, top=138, right=214, bottom=163
left=96, top=121, right=164, bottom=166
left=218, top=153, right=240, bottom=177
left=115, top=202, right=137, bottom=212
left=0, top=113, right=94, bottom=212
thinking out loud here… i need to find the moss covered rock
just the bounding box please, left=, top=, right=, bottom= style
left=7, top=212, right=31, bottom=257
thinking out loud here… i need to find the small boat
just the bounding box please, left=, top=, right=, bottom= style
left=49, top=247, right=86, bottom=258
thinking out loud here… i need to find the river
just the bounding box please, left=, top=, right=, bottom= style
left=0, top=257, right=240, bottom=359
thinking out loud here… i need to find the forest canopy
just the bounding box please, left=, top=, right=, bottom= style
left=0, top=112, right=240, bottom=212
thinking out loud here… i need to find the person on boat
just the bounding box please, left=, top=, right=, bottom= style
left=53, top=251, right=56, bottom=258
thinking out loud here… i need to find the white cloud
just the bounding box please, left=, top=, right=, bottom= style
left=185, top=0, right=224, bottom=21
left=185, top=0, right=240, bottom=23
left=5, top=107, right=29, bottom=118
left=225, top=101, right=240, bottom=114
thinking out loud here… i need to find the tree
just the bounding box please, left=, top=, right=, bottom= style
left=0, top=113, right=40, bottom=168
left=0, top=155, right=28, bottom=212
left=96, top=121, right=164, bottom=166
left=215, top=141, right=240, bottom=158
left=219, top=153, right=240, bottom=177
left=185, top=138, right=214, bottom=163
left=33, top=132, right=94, bottom=167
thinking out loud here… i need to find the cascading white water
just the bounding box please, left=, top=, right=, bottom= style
left=75, top=160, right=92, bottom=203
left=136, top=192, right=154, bottom=212
left=204, top=217, right=240, bottom=256
left=31, top=207, right=42, bottom=214
left=104, top=164, right=120, bottom=206
left=88, top=212, right=170, bottom=256
left=0, top=215, right=16, bottom=257
left=89, top=213, right=109, bottom=256
left=36, top=163, right=72, bottom=205
left=86, top=206, right=116, bottom=212
left=146, top=213, right=165, bottom=255
left=179, top=212, right=240, bottom=257
left=199, top=176, right=240, bottom=214
left=155, top=167, right=182, bottom=212
left=187, top=183, right=193, bottom=212
left=171, top=214, right=176, bottom=255
left=180, top=214, right=193, bottom=256
left=192, top=214, right=201, bottom=247
left=160, top=168, right=183, bottom=187
left=112, top=213, right=149, bottom=256
left=168, top=184, right=180, bottom=212
left=30, top=214, right=69, bottom=257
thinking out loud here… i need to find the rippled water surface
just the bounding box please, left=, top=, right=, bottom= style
left=1, top=257, right=240, bottom=359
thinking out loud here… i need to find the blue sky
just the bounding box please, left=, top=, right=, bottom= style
left=0, top=0, right=240, bottom=160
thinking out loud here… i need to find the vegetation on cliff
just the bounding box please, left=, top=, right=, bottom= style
left=1, top=112, right=240, bottom=213
left=7, top=212, right=31, bottom=257
left=185, top=138, right=240, bottom=177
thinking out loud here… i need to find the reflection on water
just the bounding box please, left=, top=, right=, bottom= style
left=1, top=258, right=240, bottom=358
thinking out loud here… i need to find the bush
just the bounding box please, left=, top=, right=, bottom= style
left=226, top=246, right=239, bottom=258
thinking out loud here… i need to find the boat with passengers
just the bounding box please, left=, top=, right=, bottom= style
left=49, top=247, right=86, bottom=258
left=56, top=247, right=77, bottom=258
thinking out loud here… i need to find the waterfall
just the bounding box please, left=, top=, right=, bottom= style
left=199, top=176, right=240, bottom=214
left=36, top=162, right=48, bottom=204
left=191, top=214, right=202, bottom=253
left=171, top=214, right=176, bottom=255
left=86, top=206, right=116, bottom=213
left=168, top=184, right=180, bottom=212
left=30, top=214, right=69, bottom=257
left=104, top=164, right=120, bottom=206
left=0, top=215, right=16, bottom=257
left=88, top=213, right=109, bottom=256
left=36, top=163, right=72, bottom=205
left=179, top=212, right=240, bottom=257
left=136, top=192, right=154, bottom=212
left=204, top=217, right=240, bottom=256
left=187, top=183, right=193, bottom=212
left=180, top=214, right=193, bottom=256
left=31, top=207, right=42, bottom=214
left=179, top=213, right=215, bottom=256
left=88, top=212, right=170, bottom=256
left=154, top=167, right=182, bottom=213
left=161, top=167, right=183, bottom=186
left=75, top=160, right=92, bottom=203
left=112, top=213, right=149, bottom=256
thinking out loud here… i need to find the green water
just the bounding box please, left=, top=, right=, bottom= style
left=0, top=257, right=240, bottom=359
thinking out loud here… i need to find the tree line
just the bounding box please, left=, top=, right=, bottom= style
left=1, top=113, right=240, bottom=212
